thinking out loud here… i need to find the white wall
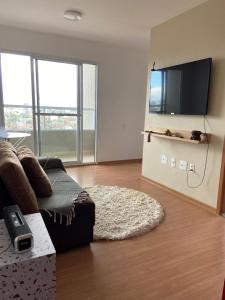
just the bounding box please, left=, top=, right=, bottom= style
left=0, top=25, right=148, bottom=162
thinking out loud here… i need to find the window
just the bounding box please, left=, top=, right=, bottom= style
left=0, top=53, right=97, bottom=163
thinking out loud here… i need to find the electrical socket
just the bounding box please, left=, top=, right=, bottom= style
left=189, top=163, right=195, bottom=173
left=179, top=160, right=188, bottom=171
left=170, top=158, right=176, bottom=168
left=161, top=154, right=168, bottom=165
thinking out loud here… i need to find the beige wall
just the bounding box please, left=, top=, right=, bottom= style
left=0, top=25, right=148, bottom=162
left=142, top=0, right=225, bottom=208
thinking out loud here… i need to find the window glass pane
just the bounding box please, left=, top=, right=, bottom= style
left=1, top=53, right=32, bottom=105
left=37, top=60, right=78, bottom=114
left=83, top=64, right=96, bottom=163
left=4, top=107, right=33, bottom=131
left=39, top=115, right=77, bottom=162
left=1, top=53, right=34, bottom=151
left=39, top=115, right=76, bottom=130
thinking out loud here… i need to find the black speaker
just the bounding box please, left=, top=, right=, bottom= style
left=191, top=130, right=202, bottom=141
left=3, top=205, right=33, bottom=252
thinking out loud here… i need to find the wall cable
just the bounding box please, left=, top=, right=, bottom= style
left=186, top=115, right=209, bottom=188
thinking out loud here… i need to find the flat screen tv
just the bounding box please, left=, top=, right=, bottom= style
left=149, top=58, right=212, bottom=115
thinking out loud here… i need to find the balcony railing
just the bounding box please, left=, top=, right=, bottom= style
left=4, top=104, right=95, bottom=131
left=3, top=104, right=95, bottom=162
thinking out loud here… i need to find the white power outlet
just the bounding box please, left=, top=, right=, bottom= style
left=179, top=160, right=188, bottom=171
left=170, top=158, right=176, bottom=168
left=161, top=154, right=168, bottom=165
left=189, top=163, right=195, bottom=173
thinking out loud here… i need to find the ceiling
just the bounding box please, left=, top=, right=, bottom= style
left=0, top=0, right=207, bottom=48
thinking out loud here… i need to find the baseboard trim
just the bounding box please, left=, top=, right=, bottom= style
left=65, top=159, right=142, bottom=168
left=142, top=176, right=217, bottom=214
left=97, top=159, right=142, bottom=165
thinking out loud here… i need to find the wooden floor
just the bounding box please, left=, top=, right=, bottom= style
left=57, top=162, right=225, bottom=300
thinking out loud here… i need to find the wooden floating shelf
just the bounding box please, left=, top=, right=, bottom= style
left=141, top=129, right=210, bottom=144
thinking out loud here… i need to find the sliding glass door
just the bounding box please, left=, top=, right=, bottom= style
left=35, top=59, right=80, bottom=162
left=0, top=52, right=97, bottom=164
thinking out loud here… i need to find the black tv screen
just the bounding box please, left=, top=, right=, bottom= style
left=149, top=58, right=212, bottom=115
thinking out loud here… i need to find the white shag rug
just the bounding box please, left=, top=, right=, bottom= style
left=85, top=185, right=164, bottom=240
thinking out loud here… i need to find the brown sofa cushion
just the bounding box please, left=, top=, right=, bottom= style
left=0, top=141, right=38, bottom=214
left=17, top=146, right=53, bottom=197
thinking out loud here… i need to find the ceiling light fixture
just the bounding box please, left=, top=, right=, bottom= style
left=64, top=10, right=82, bottom=21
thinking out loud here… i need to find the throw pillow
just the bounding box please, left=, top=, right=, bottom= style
left=0, top=141, right=39, bottom=214
left=17, top=146, right=53, bottom=197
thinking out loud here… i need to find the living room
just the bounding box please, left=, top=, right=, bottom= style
left=0, top=0, right=225, bottom=299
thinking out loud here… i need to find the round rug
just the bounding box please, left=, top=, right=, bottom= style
left=85, top=185, right=164, bottom=240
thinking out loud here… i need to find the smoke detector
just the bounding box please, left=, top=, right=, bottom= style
left=64, top=10, right=82, bottom=21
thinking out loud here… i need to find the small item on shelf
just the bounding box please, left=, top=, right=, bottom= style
left=173, top=132, right=184, bottom=138
left=191, top=130, right=202, bottom=141
left=165, top=129, right=173, bottom=136
left=146, top=129, right=167, bottom=142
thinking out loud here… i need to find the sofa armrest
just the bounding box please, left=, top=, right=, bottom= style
left=75, top=199, right=95, bottom=226
left=39, top=198, right=95, bottom=252
left=38, top=157, right=66, bottom=172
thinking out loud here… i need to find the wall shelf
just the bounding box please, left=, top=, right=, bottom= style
left=141, top=128, right=210, bottom=144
